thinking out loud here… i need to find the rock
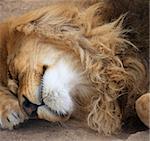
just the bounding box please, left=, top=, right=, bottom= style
left=126, top=131, right=149, bottom=141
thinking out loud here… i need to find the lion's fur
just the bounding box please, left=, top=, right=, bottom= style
left=0, top=0, right=148, bottom=135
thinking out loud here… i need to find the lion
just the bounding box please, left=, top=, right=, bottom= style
left=0, top=0, right=149, bottom=135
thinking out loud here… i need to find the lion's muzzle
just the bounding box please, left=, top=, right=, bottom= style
left=22, top=96, right=38, bottom=119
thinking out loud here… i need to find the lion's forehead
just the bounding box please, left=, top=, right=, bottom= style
left=8, top=37, right=74, bottom=78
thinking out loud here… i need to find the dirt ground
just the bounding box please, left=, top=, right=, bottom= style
left=0, top=0, right=149, bottom=141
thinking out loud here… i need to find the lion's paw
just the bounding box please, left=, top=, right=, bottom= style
left=0, top=98, right=26, bottom=130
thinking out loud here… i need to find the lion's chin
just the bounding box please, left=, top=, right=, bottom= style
left=37, top=105, right=70, bottom=122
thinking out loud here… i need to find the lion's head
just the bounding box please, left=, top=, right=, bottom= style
left=1, top=1, right=147, bottom=135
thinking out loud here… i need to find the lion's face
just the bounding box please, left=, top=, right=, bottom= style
left=8, top=36, right=82, bottom=120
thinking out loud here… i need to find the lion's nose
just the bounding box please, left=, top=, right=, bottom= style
left=22, top=96, right=38, bottom=118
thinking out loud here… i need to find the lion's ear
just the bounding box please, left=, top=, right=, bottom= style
left=9, top=3, right=79, bottom=36
left=9, top=11, right=45, bottom=35
left=9, top=4, right=73, bottom=33
left=0, top=23, right=9, bottom=86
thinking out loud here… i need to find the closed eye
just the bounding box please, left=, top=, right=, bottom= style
left=8, top=70, right=13, bottom=79
left=8, top=70, right=19, bottom=85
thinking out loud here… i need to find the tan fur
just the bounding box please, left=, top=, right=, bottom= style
left=0, top=0, right=148, bottom=135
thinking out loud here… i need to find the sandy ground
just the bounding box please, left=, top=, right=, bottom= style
left=0, top=0, right=149, bottom=141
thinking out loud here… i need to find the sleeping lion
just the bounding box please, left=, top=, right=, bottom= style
left=0, top=0, right=149, bottom=135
